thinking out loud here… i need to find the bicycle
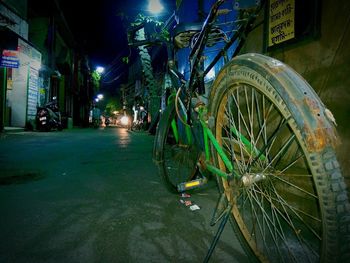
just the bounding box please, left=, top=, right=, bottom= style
left=128, top=0, right=350, bottom=262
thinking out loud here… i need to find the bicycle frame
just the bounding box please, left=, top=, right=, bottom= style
left=153, top=1, right=350, bottom=262
left=170, top=94, right=262, bottom=181
left=187, top=0, right=263, bottom=93
left=168, top=0, right=264, bottom=181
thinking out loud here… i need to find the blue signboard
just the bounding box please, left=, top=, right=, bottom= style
left=0, top=50, right=20, bottom=68
left=0, top=56, right=20, bottom=68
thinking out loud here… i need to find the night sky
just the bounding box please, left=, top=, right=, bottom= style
left=59, top=0, right=175, bottom=70
left=55, top=0, right=175, bottom=95
left=59, top=0, right=130, bottom=65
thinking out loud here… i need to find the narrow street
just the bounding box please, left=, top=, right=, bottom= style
left=0, top=127, right=248, bottom=263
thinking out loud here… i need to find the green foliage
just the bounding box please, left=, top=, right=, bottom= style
left=159, top=27, right=170, bottom=42
left=122, top=56, right=129, bottom=64
left=105, top=96, right=122, bottom=115
left=131, top=13, right=164, bottom=27
left=92, top=70, right=101, bottom=91
left=130, top=14, right=170, bottom=42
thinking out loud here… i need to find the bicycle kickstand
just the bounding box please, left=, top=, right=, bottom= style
left=203, top=193, right=232, bottom=263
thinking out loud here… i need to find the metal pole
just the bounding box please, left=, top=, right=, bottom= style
left=203, top=205, right=232, bottom=263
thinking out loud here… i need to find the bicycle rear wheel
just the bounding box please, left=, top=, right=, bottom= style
left=153, top=100, right=200, bottom=193
left=209, top=53, right=350, bottom=262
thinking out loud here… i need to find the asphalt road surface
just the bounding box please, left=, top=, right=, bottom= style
left=0, top=127, right=249, bottom=263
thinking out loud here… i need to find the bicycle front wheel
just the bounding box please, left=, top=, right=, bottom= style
left=209, top=53, right=350, bottom=262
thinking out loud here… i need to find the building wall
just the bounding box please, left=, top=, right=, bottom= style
left=6, top=38, right=41, bottom=127
left=240, top=0, right=350, bottom=185
left=0, top=1, right=28, bottom=39
left=28, top=14, right=75, bottom=120
left=6, top=56, right=28, bottom=127
left=28, top=17, right=50, bottom=65
left=2, top=0, right=27, bottom=19
left=0, top=1, right=42, bottom=128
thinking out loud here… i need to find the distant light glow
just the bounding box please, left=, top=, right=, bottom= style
left=148, top=0, right=164, bottom=14
left=95, top=98, right=99, bottom=102
left=97, top=94, right=104, bottom=100
left=121, top=116, right=129, bottom=126
left=96, top=66, right=104, bottom=74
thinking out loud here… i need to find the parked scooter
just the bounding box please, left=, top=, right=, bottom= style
left=36, top=97, right=63, bottom=131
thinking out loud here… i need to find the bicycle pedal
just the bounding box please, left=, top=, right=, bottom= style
left=177, top=178, right=208, bottom=192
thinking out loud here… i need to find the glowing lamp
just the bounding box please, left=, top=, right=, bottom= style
left=96, top=66, right=104, bottom=74
left=148, top=0, right=164, bottom=14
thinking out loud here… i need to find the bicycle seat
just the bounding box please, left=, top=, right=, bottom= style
left=173, top=23, right=202, bottom=49
left=173, top=22, right=228, bottom=49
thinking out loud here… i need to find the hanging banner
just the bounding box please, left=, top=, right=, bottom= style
left=268, top=0, right=295, bottom=47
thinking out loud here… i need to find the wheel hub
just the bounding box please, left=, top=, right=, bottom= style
left=241, top=173, right=266, bottom=187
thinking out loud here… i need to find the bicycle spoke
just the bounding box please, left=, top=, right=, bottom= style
left=261, top=179, right=321, bottom=242
left=268, top=182, right=320, bottom=261
left=250, top=89, right=266, bottom=168
left=262, top=134, right=296, bottom=173
left=269, top=174, right=318, bottom=199
left=221, top=122, right=245, bottom=172
left=244, top=117, right=289, bottom=174
left=279, top=173, right=312, bottom=178
left=225, top=93, right=249, bottom=170
left=232, top=88, right=251, bottom=141
left=247, top=186, right=295, bottom=261
left=257, top=182, right=321, bottom=239
left=246, top=87, right=257, bottom=165
left=241, top=186, right=285, bottom=260
left=226, top=94, right=240, bottom=170
left=278, top=154, right=306, bottom=175
left=250, top=94, right=275, bottom=168
left=254, top=89, right=263, bottom=137
left=252, top=183, right=319, bottom=261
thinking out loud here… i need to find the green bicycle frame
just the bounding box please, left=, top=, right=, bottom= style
left=169, top=100, right=266, bottom=180
left=196, top=106, right=236, bottom=180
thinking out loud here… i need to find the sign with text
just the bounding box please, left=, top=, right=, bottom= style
left=27, top=67, right=39, bottom=120
left=268, top=0, right=295, bottom=47
left=0, top=49, right=19, bottom=68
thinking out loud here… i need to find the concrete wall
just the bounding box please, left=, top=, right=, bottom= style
left=240, top=0, right=350, bottom=186
left=28, top=17, right=50, bottom=65
left=0, top=2, right=28, bottom=40
left=6, top=38, right=41, bottom=128
left=2, top=0, right=27, bottom=19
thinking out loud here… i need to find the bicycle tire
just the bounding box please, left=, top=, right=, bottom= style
left=208, top=53, right=350, bottom=263
left=153, top=100, right=200, bottom=193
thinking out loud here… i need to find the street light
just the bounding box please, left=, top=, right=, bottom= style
left=96, top=66, right=104, bottom=74
left=148, top=0, right=164, bottom=14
